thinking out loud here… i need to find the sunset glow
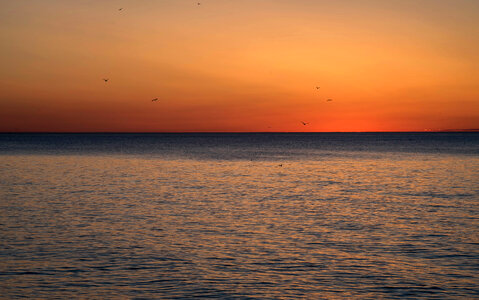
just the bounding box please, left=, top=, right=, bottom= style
left=1, top=0, right=478, bottom=132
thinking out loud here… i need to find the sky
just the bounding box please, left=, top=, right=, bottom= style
left=0, top=0, right=478, bottom=132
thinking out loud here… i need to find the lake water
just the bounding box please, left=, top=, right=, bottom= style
left=1, top=133, right=478, bottom=299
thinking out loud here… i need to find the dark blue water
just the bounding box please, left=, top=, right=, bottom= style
left=1, top=133, right=478, bottom=298
left=1, top=132, right=478, bottom=157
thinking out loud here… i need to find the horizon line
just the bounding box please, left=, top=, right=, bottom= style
left=1, top=130, right=479, bottom=134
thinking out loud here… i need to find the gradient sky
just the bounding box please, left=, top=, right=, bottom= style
left=1, top=0, right=478, bottom=132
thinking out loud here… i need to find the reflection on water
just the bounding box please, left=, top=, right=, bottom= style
left=0, top=134, right=478, bottom=298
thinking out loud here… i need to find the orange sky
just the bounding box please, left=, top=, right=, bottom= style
left=1, top=0, right=478, bottom=132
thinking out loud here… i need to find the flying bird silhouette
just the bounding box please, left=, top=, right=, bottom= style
left=301, top=121, right=309, bottom=125
left=151, top=98, right=159, bottom=102
left=316, top=86, right=320, bottom=89
left=118, top=8, right=123, bottom=11
left=327, top=98, right=333, bottom=102
left=103, top=78, right=109, bottom=82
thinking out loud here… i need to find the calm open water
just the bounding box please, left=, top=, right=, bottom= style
left=1, top=133, right=478, bottom=299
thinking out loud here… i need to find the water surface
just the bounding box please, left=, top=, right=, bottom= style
left=1, top=133, right=478, bottom=298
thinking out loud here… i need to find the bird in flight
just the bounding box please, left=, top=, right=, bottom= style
left=118, top=8, right=123, bottom=11
left=103, top=78, right=109, bottom=82
left=316, top=86, right=320, bottom=89
left=197, top=2, right=201, bottom=5
left=151, top=98, right=159, bottom=102
left=301, top=121, right=309, bottom=125
left=327, top=98, right=333, bottom=102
